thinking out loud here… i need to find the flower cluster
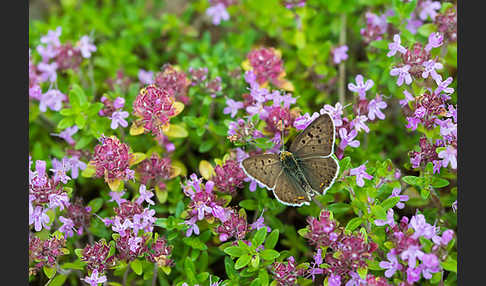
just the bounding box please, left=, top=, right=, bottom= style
left=91, top=135, right=135, bottom=183
left=98, top=95, right=129, bottom=130
left=246, top=47, right=285, bottom=87
left=30, top=27, right=96, bottom=112
left=360, top=11, right=391, bottom=44
left=211, top=159, right=247, bottom=194
left=272, top=256, right=306, bottom=286
left=81, top=239, right=116, bottom=273
left=154, top=64, right=192, bottom=104
left=29, top=235, right=67, bottom=275
left=303, top=210, right=379, bottom=283
left=132, top=84, right=181, bottom=137
left=206, top=0, right=237, bottom=25
left=137, top=153, right=175, bottom=190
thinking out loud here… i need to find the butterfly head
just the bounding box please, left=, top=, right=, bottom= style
left=279, top=151, right=293, bottom=161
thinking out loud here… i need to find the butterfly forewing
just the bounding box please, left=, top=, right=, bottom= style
left=241, top=154, right=283, bottom=190
left=298, top=156, right=339, bottom=194
left=272, top=172, right=311, bottom=206
left=289, top=113, right=335, bottom=158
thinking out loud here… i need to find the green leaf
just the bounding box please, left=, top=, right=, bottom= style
left=235, top=254, right=251, bottom=270
left=431, top=177, right=450, bottom=188
left=43, top=265, right=56, bottom=279
left=69, top=84, right=88, bottom=107
left=183, top=236, right=208, bottom=251
left=260, top=249, right=280, bottom=261
left=264, top=229, right=279, bottom=249
left=357, top=267, right=368, bottom=280
left=60, top=261, right=85, bottom=270
left=224, top=246, right=247, bottom=257
left=75, top=115, right=87, bottom=129
left=224, top=256, right=239, bottom=281
left=46, top=274, right=68, bottom=286
left=297, top=228, right=309, bottom=237
left=59, top=108, right=74, bottom=116
left=251, top=255, right=260, bottom=269
left=259, top=268, right=269, bottom=286
left=367, top=260, right=383, bottom=271
left=380, top=197, right=400, bottom=210
left=339, top=157, right=351, bottom=173
left=371, top=205, right=387, bottom=220
left=345, top=217, right=363, bottom=233
left=184, top=259, right=198, bottom=284
left=57, top=117, right=74, bottom=130
left=74, top=249, right=83, bottom=258
left=254, top=138, right=274, bottom=150
left=87, top=198, right=103, bottom=213
left=440, top=255, right=457, bottom=273
left=239, top=199, right=257, bottom=211
left=418, top=23, right=437, bottom=37
left=403, top=176, right=423, bottom=186
left=130, top=259, right=143, bottom=275
left=252, top=227, right=267, bottom=247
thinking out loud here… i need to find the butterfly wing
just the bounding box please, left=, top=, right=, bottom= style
left=289, top=113, right=335, bottom=158
left=272, top=171, right=311, bottom=206
left=298, top=156, right=339, bottom=195
left=241, top=154, right=283, bottom=190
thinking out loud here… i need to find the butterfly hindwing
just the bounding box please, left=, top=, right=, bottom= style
left=289, top=113, right=335, bottom=158
left=272, top=171, right=311, bottom=206
left=298, top=156, right=339, bottom=195
left=241, top=154, right=283, bottom=190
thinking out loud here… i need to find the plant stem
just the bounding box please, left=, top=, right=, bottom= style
left=151, top=263, right=158, bottom=286
left=123, top=266, right=130, bottom=286
left=338, top=13, right=347, bottom=106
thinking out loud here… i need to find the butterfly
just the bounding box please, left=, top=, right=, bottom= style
left=241, top=113, right=339, bottom=207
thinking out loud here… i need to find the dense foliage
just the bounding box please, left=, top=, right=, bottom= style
left=29, top=0, right=457, bottom=285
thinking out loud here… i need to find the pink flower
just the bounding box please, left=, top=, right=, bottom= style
left=338, top=128, right=360, bottom=150
left=39, top=89, right=66, bottom=112
left=51, top=126, right=78, bottom=145
left=425, top=32, right=443, bottom=52
left=77, top=35, right=97, bottom=58
left=50, top=157, right=71, bottom=184
left=321, top=103, right=344, bottom=127
left=348, top=74, right=374, bottom=100
left=40, top=27, right=62, bottom=47
left=31, top=206, right=51, bottom=232
left=390, top=65, right=412, bottom=86
left=37, top=62, right=58, bottom=83
left=294, top=112, right=320, bottom=130
left=419, top=0, right=441, bottom=21
left=110, top=110, right=129, bottom=129
left=379, top=250, right=402, bottom=278
left=59, top=216, right=75, bottom=237
left=422, top=59, right=443, bottom=81
left=135, top=185, right=155, bottom=205
left=351, top=115, right=369, bottom=133
left=128, top=236, right=143, bottom=252
left=367, top=95, right=387, bottom=120
left=387, top=34, right=407, bottom=57
left=138, top=69, right=154, bottom=85
left=206, top=3, right=230, bottom=25
left=401, top=244, right=424, bottom=268
left=399, top=90, right=415, bottom=107
left=438, top=145, right=457, bottom=169
left=375, top=208, right=396, bottom=227
left=82, top=269, right=107, bottom=286
left=92, top=136, right=134, bottom=182
left=223, top=98, right=244, bottom=118
left=349, top=164, right=373, bottom=187
left=333, top=45, right=349, bottom=64
left=108, top=190, right=127, bottom=205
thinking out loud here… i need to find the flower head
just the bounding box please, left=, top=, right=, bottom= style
left=206, top=3, right=230, bottom=25
left=367, top=95, right=387, bottom=120
left=349, top=164, right=373, bottom=187
left=39, top=89, right=66, bottom=112
left=223, top=98, right=244, bottom=118
left=379, top=250, right=402, bottom=278
left=77, top=35, right=97, bottom=58
left=387, top=34, right=407, bottom=57
left=82, top=269, right=107, bottom=286
left=92, top=136, right=134, bottom=182
left=348, top=75, right=374, bottom=100
left=390, top=65, right=412, bottom=86
left=333, top=45, right=349, bottom=64
left=110, top=110, right=129, bottom=130
left=425, top=32, right=444, bottom=52
left=135, top=185, right=155, bottom=205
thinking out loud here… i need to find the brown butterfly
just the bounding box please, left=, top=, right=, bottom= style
left=241, top=113, right=339, bottom=206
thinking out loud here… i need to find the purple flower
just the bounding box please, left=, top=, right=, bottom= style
left=339, top=128, right=360, bottom=149
left=39, top=89, right=66, bottom=112
left=68, top=156, right=87, bottom=179
left=112, top=217, right=132, bottom=237
left=59, top=216, right=75, bottom=237
left=48, top=193, right=69, bottom=211
left=367, top=95, right=387, bottom=120
left=406, top=14, right=423, bottom=34
left=51, top=126, right=78, bottom=146
left=113, top=97, right=126, bottom=109
left=439, top=229, right=454, bottom=245
left=348, top=74, right=374, bottom=100
left=294, top=112, right=320, bottom=130
left=77, top=35, right=97, bottom=58
left=321, top=103, right=344, bottom=127
left=410, top=214, right=435, bottom=239
left=349, top=164, right=373, bottom=187
left=447, top=105, right=457, bottom=123
left=401, top=244, right=424, bottom=267
left=82, top=269, right=107, bottom=286
left=206, top=3, right=229, bottom=25
left=425, top=32, right=444, bottom=52
left=387, top=34, right=407, bottom=57
left=421, top=253, right=440, bottom=279
left=419, top=0, right=441, bottom=21
left=406, top=266, right=422, bottom=284
left=389, top=187, right=409, bottom=209
left=36, top=44, right=57, bottom=62
left=400, top=90, right=415, bottom=107
left=351, top=115, right=369, bottom=133
left=328, top=273, right=341, bottom=286
left=379, top=250, right=403, bottom=278
left=438, top=145, right=457, bottom=169
left=223, top=98, right=244, bottom=118
left=128, top=236, right=143, bottom=252
left=250, top=210, right=271, bottom=232
left=110, top=110, right=129, bottom=129
left=31, top=206, right=51, bottom=232
left=135, top=185, right=155, bottom=205
left=37, top=62, right=58, bottom=83
left=333, top=45, right=349, bottom=64
left=375, top=208, right=396, bottom=227
left=40, top=27, right=62, bottom=47
left=422, top=59, right=443, bottom=81
left=345, top=272, right=367, bottom=286
left=138, top=69, right=154, bottom=85
left=406, top=116, right=421, bottom=131
left=50, top=157, right=71, bottom=184
left=434, top=76, right=454, bottom=95
left=185, top=216, right=200, bottom=237
left=435, top=118, right=457, bottom=138
left=390, top=65, right=412, bottom=86
left=308, top=248, right=324, bottom=280
left=270, top=91, right=296, bottom=108
left=108, top=190, right=127, bottom=205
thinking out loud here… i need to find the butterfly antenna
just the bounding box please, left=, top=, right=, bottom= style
left=280, top=120, right=285, bottom=152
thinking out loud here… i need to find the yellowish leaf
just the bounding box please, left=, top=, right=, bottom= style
left=81, top=162, right=96, bottom=178
left=107, top=179, right=123, bottom=191
left=155, top=185, right=168, bottom=204
left=241, top=59, right=251, bottom=71
left=129, top=152, right=146, bottom=166
left=129, top=122, right=145, bottom=136
left=278, top=79, right=294, bottom=92
left=214, top=158, right=223, bottom=166
left=171, top=160, right=187, bottom=177
left=172, top=101, right=184, bottom=117
left=163, top=123, right=188, bottom=138
left=199, top=160, right=215, bottom=180
left=161, top=266, right=171, bottom=275
left=170, top=166, right=182, bottom=179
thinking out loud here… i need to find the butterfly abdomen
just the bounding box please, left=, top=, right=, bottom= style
left=279, top=151, right=314, bottom=197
